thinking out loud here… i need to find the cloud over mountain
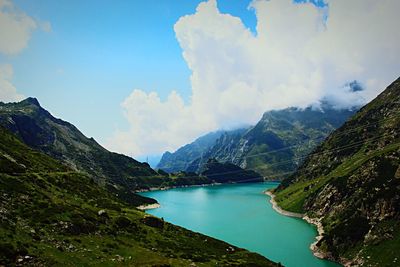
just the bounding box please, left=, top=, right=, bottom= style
left=107, top=0, right=400, bottom=157
left=0, top=64, right=24, bottom=103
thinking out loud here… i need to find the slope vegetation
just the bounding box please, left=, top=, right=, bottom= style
left=0, top=126, right=277, bottom=266
left=274, top=78, right=400, bottom=266
left=0, top=98, right=210, bottom=205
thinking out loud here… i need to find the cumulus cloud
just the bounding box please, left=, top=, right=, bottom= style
left=0, top=0, right=37, bottom=55
left=107, top=0, right=400, bottom=157
left=0, top=0, right=50, bottom=103
left=0, top=64, right=24, bottom=102
left=106, top=90, right=205, bottom=156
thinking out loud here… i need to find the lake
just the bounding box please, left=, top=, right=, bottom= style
left=140, top=182, right=341, bottom=267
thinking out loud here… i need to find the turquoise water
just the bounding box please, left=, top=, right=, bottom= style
left=141, top=182, right=341, bottom=267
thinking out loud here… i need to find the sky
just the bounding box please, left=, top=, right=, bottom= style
left=0, top=0, right=399, bottom=165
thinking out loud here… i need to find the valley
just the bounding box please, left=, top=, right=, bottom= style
left=1, top=1, right=399, bottom=266
left=1, top=77, right=399, bottom=266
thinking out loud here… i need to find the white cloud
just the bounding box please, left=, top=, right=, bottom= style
left=0, top=0, right=52, bottom=54
left=107, top=0, right=400, bottom=157
left=106, top=90, right=206, bottom=156
left=0, top=0, right=51, bottom=103
left=0, top=64, right=24, bottom=102
left=0, top=0, right=37, bottom=55
left=39, top=21, right=52, bottom=33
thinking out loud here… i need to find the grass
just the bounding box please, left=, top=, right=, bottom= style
left=361, top=224, right=400, bottom=267
left=0, top=171, right=276, bottom=266
left=274, top=141, right=400, bottom=213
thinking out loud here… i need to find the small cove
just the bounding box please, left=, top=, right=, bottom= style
left=141, top=182, right=341, bottom=267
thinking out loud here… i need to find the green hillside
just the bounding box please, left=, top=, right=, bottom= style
left=0, top=98, right=212, bottom=205
left=274, top=78, right=400, bottom=266
left=0, top=126, right=277, bottom=266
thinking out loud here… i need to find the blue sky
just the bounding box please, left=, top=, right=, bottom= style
left=2, top=0, right=257, bottom=140
left=1, top=0, right=399, bottom=165
left=1, top=0, right=323, bottom=140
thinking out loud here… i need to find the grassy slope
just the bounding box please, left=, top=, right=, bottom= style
left=244, top=107, right=356, bottom=178
left=0, top=127, right=278, bottom=266
left=0, top=99, right=210, bottom=195
left=274, top=78, right=400, bottom=266
left=0, top=98, right=218, bottom=209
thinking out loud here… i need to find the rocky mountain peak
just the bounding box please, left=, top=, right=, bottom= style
left=21, top=97, right=41, bottom=107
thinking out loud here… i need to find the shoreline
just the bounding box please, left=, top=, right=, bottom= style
left=264, top=190, right=328, bottom=260
left=135, top=182, right=223, bottom=193
left=135, top=182, right=231, bottom=211
left=135, top=182, right=268, bottom=211
left=302, top=215, right=326, bottom=259
left=135, top=181, right=277, bottom=212
left=264, top=191, right=304, bottom=218
left=135, top=180, right=280, bottom=194
left=136, top=203, right=161, bottom=210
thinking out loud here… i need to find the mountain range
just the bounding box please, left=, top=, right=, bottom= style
left=159, top=104, right=357, bottom=180
left=157, top=130, right=225, bottom=173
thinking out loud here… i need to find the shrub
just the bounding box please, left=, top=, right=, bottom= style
left=114, top=216, right=131, bottom=228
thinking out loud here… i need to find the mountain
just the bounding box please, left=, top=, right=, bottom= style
left=0, top=98, right=212, bottom=204
left=0, top=126, right=277, bottom=266
left=157, top=130, right=226, bottom=173
left=188, top=105, right=356, bottom=179
left=202, top=158, right=264, bottom=184
left=274, top=77, right=400, bottom=266
left=186, top=128, right=248, bottom=173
